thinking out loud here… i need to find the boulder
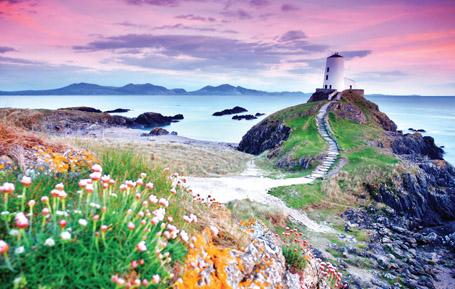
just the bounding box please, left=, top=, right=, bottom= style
left=133, top=112, right=183, bottom=127
left=255, top=112, right=265, bottom=117
left=149, top=127, right=170, bottom=136
left=391, top=133, right=444, bottom=160
left=232, top=114, right=257, bottom=120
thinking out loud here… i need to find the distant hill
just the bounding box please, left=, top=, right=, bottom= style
left=0, top=83, right=305, bottom=96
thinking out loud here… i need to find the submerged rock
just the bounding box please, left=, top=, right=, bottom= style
left=104, top=108, right=130, bottom=113
left=232, top=114, right=257, bottom=120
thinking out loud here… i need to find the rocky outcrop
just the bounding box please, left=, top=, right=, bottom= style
left=134, top=112, right=183, bottom=128
left=0, top=108, right=184, bottom=134
left=238, top=120, right=291, bottom=155
left=212, top=106, right=247, bottom=116
left=391, top=132, right=444, bottom=160
left=58, top=106, right=102, bottom=113
left=232, top=114, right=257, bottom=120
left=307, top=89, right=336, bottom=102
left=104, top=108, right=130, bottom=113
left=330, top=102, right=367, bottom=124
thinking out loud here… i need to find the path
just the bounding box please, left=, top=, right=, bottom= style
left=187, top=101, right=339, bottom=232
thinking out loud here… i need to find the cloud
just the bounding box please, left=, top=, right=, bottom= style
left=0, top=46, right=17, bottom=53
left=0, top=55, right=40, bottom=64
left=153, top=23, right=217, bottom=32
left=176, top=14, right=216, bottom=22
left=249, top=0, right=269, bottom=7
left=116, top=21, right=149, bottom=28
left=74, top=34, right=327, bottom=71
left=279, top=30, right=307, bottom=42
left=124, top=0, right=179, bottom=7
left=221, top=9, right=252, bottom=20
left=340, top=50, right=372, bottom=59
left=281, top=3, right=300, bottom=12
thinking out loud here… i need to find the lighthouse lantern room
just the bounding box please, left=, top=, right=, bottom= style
left=323, top=53, right=345, bottom=91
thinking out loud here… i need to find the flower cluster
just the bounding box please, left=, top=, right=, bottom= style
left=0, top=164, right=196, bottom=288
left=317, top=260, right=346, bottom=289
left=281, top=227, right=313, bottom=272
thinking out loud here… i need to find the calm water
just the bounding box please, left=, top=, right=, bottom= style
left=0, top=94, right=454, bottom=164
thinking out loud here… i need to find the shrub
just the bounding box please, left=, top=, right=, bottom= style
left=0, top=162, right=191, bottom=288
left=281, top=227, right=311, bottom=271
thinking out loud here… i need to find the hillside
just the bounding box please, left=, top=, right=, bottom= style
left=0, top=83, right=306, bottom=96
left=238, top=89, right=455, bottom=288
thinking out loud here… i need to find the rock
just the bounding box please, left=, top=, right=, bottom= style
left=255, top=112, right=265, bottom=117
left=330, top=102, right=367, bottom=124
left=238, top=120, right=291, bottom=155
left=417, top=129, right=426, bottom=133
left=212, top=106, right=247, bottom=116
left=134, top=112, right=183, bottom=128
left=149, top=127, right=170, bottom=136
left=409, top=128, right=416, bottom=131
left=232, top=114, right=257, bottom=120
left=391, top=132, right=444, bottom=160
left=58, top=106, right=102, bottom=113
left=104, top=108, right=130, bottom=113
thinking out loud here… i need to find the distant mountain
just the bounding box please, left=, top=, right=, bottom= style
left=0, top=83, right=305, bottom=96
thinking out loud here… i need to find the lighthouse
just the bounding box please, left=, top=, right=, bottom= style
left=323, top=53, right=344, bottom=91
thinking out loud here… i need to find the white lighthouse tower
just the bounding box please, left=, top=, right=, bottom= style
left=323, top=53, right=345, bottom=91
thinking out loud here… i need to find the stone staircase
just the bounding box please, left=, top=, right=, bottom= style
left=309, top=101, right=339, bottom=180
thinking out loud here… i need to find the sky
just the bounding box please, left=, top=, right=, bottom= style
left=0, top=0, right=454, bottom=95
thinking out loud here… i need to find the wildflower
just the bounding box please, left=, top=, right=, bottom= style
left=55, top=183, right=64, bottom=191
left=158, top=198, right=169, bottom=207
left=78, top=219, right=88, bottom=227
left=152, top=275, right=160, bottom=284
left=190, top=213, right=198, bottom=223
left=180, top=230, right=189, bottom=242
left=20, top=176, right=32, bottom=187
left=85, top=183, right=94, bottom=193
left=131, top=260, right=138, bottom=268
left=148, top=195, right=158, bottom=204
left=59, top=191, right=67, bottom=199
left=136, top=178, right=144, bottom=186
left=28, top=200, right=36, bottom=208
left=90, top=172, right=101, bottom=181
left=142, top=279, right=149, bottom=286
left=0, top=240, right=9, bottom=254
left=60, top=231, right=71, bottom=241
left=91, top=164, right=102, bottom=173
left=101, top=225, right=108, bottom=232
left=78, top=179, right=88, bottom=188
left=41, top=196, right=49, bottom=203
left=146, top=182, right=154, bottom=190
left=167, top=216, right=173, bottom=222
left=1, top=182, right=15, bottom=194
left=101, top=175, right=111, bottom=183
left=59, top=220, right=67, bottom=229
left=15, top=246, right=25, bottom=255
left=127, top=222, right=135, bottom=231
left=15, top=212, right=29, bottom=229
left=170, top=188, right=177, bottom=195
left=153, top=208, right=166, bottom=221
left=42, top=208, right=50, bottom=216
left=210, top=225, right=219, bottom=236
left=140, top=172, right=147, bottom=178
left=44, top=238, right=55, bottom=247
left=136, top=241, right=147, bottom=252
left=93, top=214, right=100, bottom=221
left=51, top=189, right=60, bottom=198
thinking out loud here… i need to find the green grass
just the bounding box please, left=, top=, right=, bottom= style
left=281, top=116, right=326, bottom=158
left=268, top=182, right=324, bottom=209
left=0, top=148, right=191, bottom=289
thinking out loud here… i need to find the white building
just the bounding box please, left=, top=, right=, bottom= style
left=322, top=53, right=345, bottom=91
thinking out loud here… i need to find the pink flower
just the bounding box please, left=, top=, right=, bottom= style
left=59, top=220, right=67, bottom=229
left=127, top=222, right=135, bottom=231
left=136, top=241, right=147, bottom=252
left=20, top=176, right=32, bottom=187
left=90, top=172, right=101, bottom=181
left=148, top=195, right=158, bottom=204
left=1, top=182, right=15, bottom=194
left=41, top=196, right=49, bottom=203
left=136, top=178, right=144, bottom=186
left=130, top=260, right=138, bottom=268
left=0, top=240, right=9, bottom=254
left=42, top=208, right=50, bottom=216
left=91, top=164, right=102, bottom=173
left=78, top=179, right=88, bottom=188
left=142, top=279, right=149, bottom=286
left=152, top=275, right=160, bottom=284
left=119, top=184, right=127, bottom=191
left=180, top=230, right=189, bottom=242
left=101, top=225, right=108, bottom=232
left=210, top=225, right=219, bottom=236
left=170, top=188, right=177, bottom=195
left=15, top=212, right=29, bottom=229
left=28, top=200, right=36, bottom=208
left=146, top=182, right=154, bottom=190
left=85, top=184, right=94, bottom=193
left=158, top=198, right=169, bottom=207
left=101, top=175, right=110, bottom=183
left=55, top=183, right=64, bottom=191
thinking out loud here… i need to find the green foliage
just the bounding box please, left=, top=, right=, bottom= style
left=281, top=116, right=326, bottom=158
left=0, top=149, right=190, bottom=289
left=282, top=244, right=308, bottom=271
left=268, top=182, right=324, bottom=209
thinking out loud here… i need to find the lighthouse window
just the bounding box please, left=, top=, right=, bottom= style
left=326, top=67, right=329, bottom=73
left=325, top=75, right=328, bottom=80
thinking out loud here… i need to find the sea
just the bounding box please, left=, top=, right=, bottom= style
left=0, top=94, right=454, bottom=164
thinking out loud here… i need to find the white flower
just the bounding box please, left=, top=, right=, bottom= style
left=180, top=230, right=189, bottom=242
left=136, top=241, right=147, bottom=252
left=153, top=208, right=166, bottom=222
left=44, top=238, right=55, bottom=247
left=9, top=229, right=19, bottom=236
left=152, top=275, right=160, bottom=284
left=91, top=164, right=102, bottom=173
left=158, top=198, right=169, bottom=207
left=78, top=219, right=88, bottom=227
left=60, top=231, right=71, bottom=241
left=15, top=246, right=25, bottom=255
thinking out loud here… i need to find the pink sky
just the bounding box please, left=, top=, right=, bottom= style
left=0, top=0, right=454, bottom=95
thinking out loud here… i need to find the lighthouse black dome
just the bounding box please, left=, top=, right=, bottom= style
left=328, top=53, right=343, bottom=58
